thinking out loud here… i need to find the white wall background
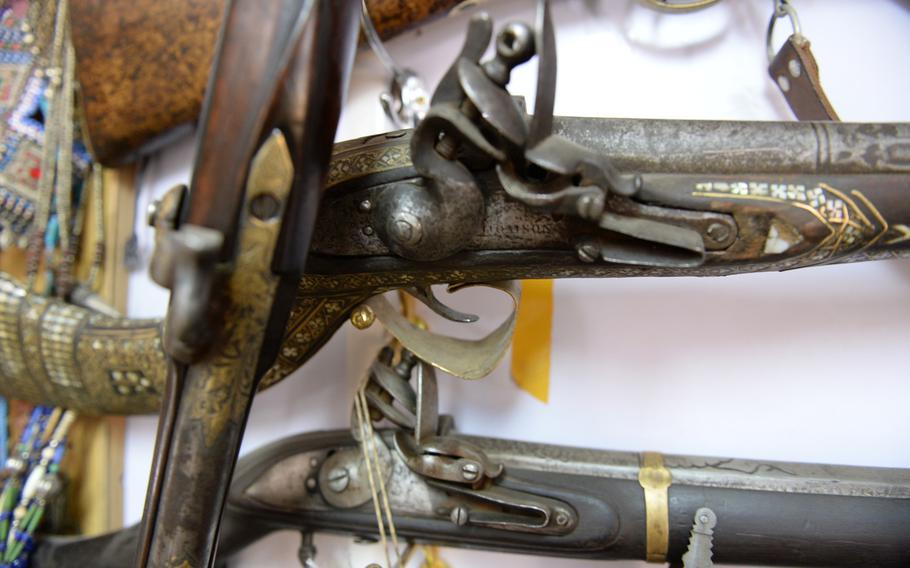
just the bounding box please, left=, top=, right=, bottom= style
left=123, top=1, right=910, bottom=566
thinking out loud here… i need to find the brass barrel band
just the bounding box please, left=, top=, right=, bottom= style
left=638, top=451, right=672, bottom=562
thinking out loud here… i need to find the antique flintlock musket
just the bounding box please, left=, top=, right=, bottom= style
left=1, top=13, right=910, bottom=415
left=26, top=329, right=910, bottom=567
left=4, top=2, right=910, bottom=567
left=130, top=1, right=360, bottom=567
left=31, top=429, right=910, bottom=567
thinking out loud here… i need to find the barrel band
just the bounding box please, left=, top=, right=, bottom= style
left=639, top=451, right=672, bottom=562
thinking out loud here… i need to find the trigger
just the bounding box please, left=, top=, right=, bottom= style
left=405, top=286, right=479, bottom=323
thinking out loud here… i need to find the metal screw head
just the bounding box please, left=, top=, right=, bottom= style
left=555, top=512, right=570, bottom=526
left=450, top=506, right=469, bottom=526
left=327, top=467, right=350, bottom=493
left=250, top=193, right=281, bottom=221
left=358, top=199, right=373, bottom=213
left=461, top=462, right=480, bottom=481
left=390, top=219, right=416, bottom=243
left=706, top=222, right=731, bottom=244
left=350, top=305, right=375, bottom=330
left=362, top=225, right=375, bottom=236
left=305, top=477, right=317, bottom=491
left=387, top=212, right=423, bottom=247
left=788, top=58, right=802, bottom=78
left=309, top=457, right=320, bottom=468
left=576, top=241, right=600, bottom=263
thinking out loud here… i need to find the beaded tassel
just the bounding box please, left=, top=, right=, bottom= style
left=0, top=399, right=7, bottom=467
left=0, top=407, right=73, bottom=568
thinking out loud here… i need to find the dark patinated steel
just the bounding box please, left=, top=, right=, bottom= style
left=31, top=429, right=910, bottom=567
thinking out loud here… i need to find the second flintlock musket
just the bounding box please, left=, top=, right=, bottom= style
left=25, top=325, right=910, bottom=567
left=31, top=430, right=910, bottom=567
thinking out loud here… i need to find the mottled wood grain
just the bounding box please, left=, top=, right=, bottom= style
left=70, top=0, right=462, bottom=165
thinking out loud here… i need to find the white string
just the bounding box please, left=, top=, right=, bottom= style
left=359, top=388, right=401, bottom=553
left=354, top=363, right=405, bottom=567
left=353, top=390, right=392, bottom=568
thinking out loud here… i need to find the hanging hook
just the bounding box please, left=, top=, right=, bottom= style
left=360, top=0, right=430, bottom=128
left=766, top=0, right=803, bottom=62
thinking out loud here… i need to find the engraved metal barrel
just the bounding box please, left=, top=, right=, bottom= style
left=309, top=118, right=910, bottom=273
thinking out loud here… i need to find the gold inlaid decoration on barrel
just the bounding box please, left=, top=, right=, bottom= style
left=326, top=142, right=411, bottom=187
left=693, top=181, right=890, bottom=262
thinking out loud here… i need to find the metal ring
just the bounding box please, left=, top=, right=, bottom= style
left=640, top=0, right=723, bottom=13
left=766, top=0, right=803, bottom=63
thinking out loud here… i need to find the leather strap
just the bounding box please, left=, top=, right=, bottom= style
left=769, top=35, right=839, bottom=121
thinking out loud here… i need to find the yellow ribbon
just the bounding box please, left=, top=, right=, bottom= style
left=420, top=545, right=450, bottom=568
left=510, top=279, right=553, bottom=403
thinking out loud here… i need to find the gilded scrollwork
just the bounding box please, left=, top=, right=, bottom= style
left=326, top=138, right=411, bottom=187
left=185, top=130, right=293, bottom=447
left=693, top=180, right=899, bottom=265
left=260, top=292, right=371, bottom=390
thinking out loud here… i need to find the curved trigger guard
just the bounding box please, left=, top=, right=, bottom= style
left=361, top=281, right=520, bottom=380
